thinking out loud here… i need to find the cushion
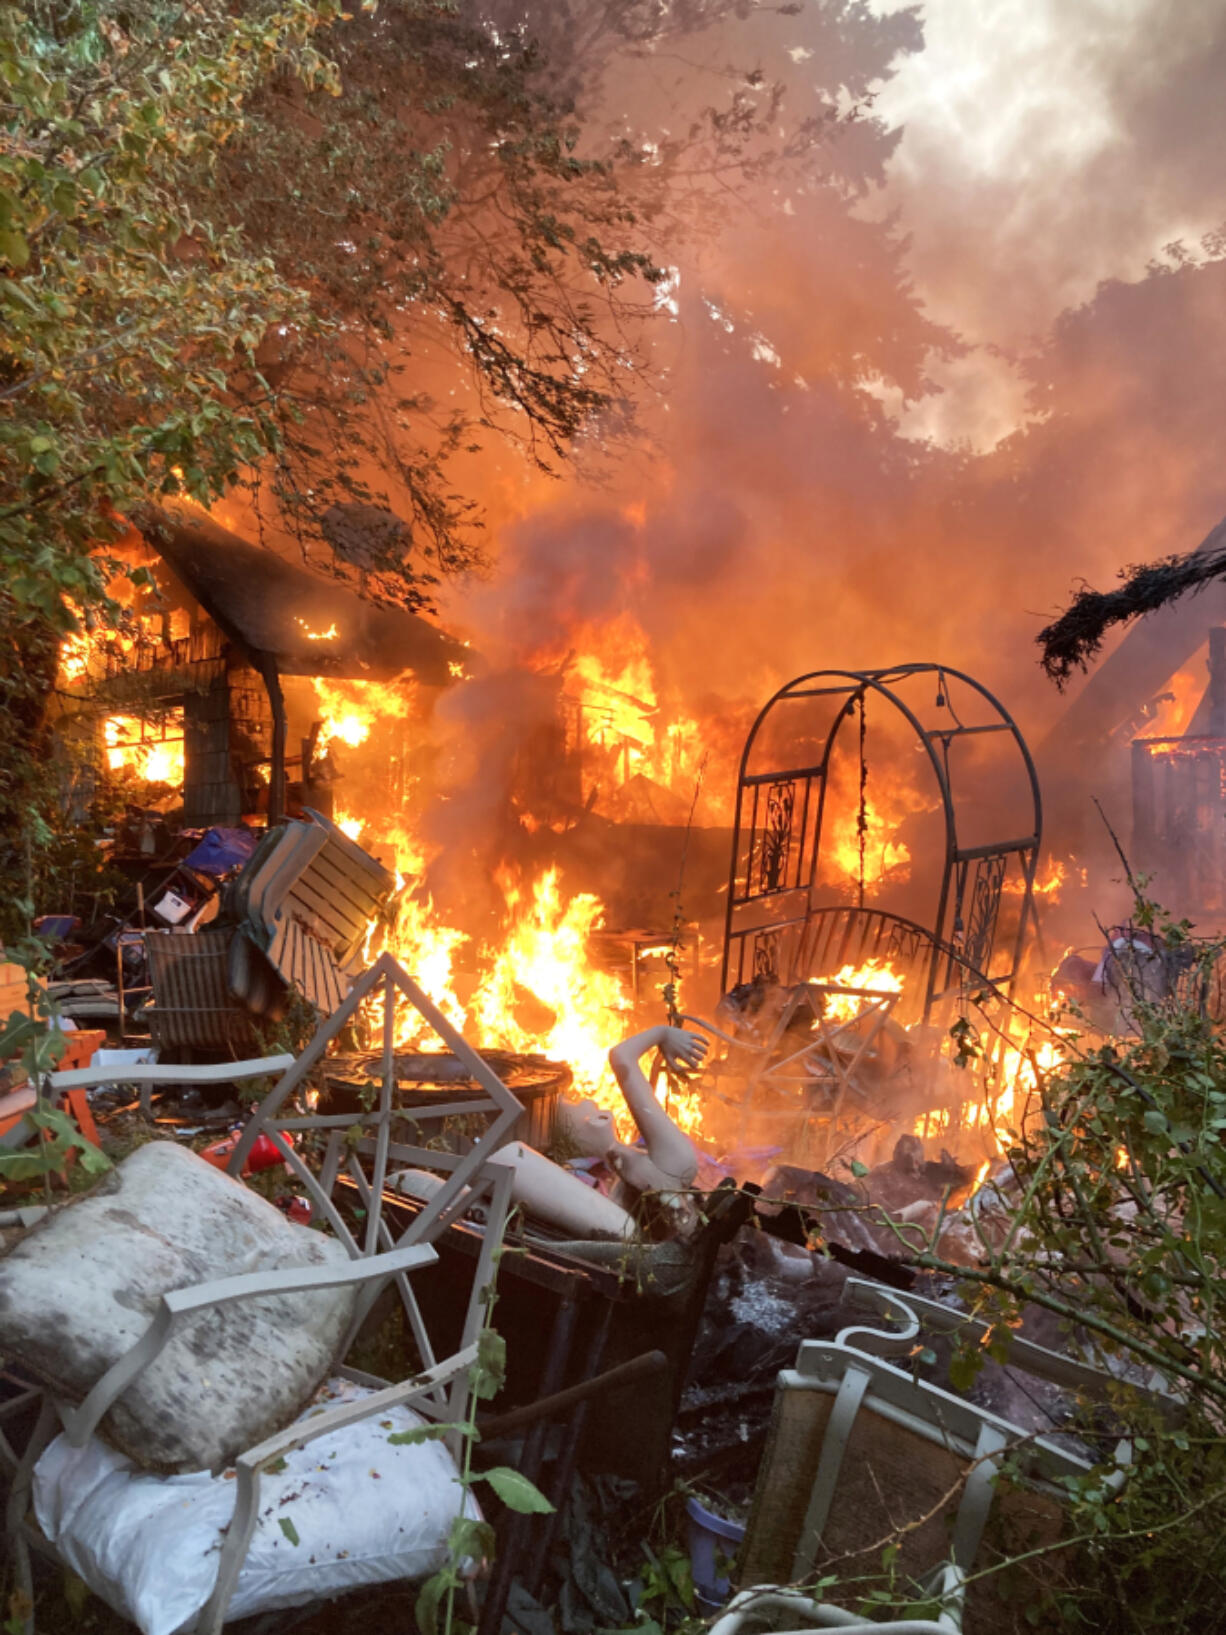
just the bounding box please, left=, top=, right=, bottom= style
left=34, top=1376, right=479, bottom=1635
left=0, top=1141, right=356, bottom=1471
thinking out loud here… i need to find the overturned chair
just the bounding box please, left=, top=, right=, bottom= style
left=0, top=955, right=522, bottom=1635
left=724, top=1279, right=1146, bottom=1635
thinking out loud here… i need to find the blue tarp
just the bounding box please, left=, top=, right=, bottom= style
left=183, top=826, right=260, bottom=879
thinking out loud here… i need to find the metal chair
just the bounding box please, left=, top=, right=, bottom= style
left=730, top=1279, right=1144, bottom=1635
left=1, top=954, right=522, bottom=1634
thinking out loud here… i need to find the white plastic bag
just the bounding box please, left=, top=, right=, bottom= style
left=34, top=1377, right=480, bottom=1635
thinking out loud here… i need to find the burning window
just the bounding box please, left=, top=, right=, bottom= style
left=103, top=712, right=185, bottom=789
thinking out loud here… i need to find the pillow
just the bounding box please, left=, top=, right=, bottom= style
left=0, top=1141, right=356, bottom=1472
left=34, top=1376, right=479, bottom=1635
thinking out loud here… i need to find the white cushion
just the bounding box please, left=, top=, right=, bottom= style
left=34, top=1377, right=479, bottom=1635
left=0, top=1141, right=356, bottom=1471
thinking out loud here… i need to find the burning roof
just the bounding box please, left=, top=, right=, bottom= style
left=143, top=508, right=470, bottom=687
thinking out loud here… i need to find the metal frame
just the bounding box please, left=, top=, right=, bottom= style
left=724, top=1278, right=1141, bottom=1635
left=721, top=666, right=1042, bottom=1023
left=1, top=954, right=525, bottom=1635
left=682, top=980, right=903, bottom=1154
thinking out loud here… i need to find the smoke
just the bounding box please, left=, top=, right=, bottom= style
left=868, top=0, right=1226, bottom=347
left=418, top=0, right=1226, bottom=938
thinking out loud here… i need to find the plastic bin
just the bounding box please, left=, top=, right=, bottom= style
left=685, top=1494, right=746, bottom=1611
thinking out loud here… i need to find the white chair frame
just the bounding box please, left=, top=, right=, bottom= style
left=1, top=953, right=525, bottom=1634
left=725, top=1277, right=1153, bottom=1635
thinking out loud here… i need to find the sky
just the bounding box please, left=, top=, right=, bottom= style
left=864, top=0, right=1226, bottom=446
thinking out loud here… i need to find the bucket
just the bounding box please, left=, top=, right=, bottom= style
left=685, top=1495, right=746, bottom=1612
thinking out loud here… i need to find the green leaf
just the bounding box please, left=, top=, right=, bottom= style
left=480, top=1466, right=555, bottom=1514
left=473, top=1327, right=506, bottom=1400
left=447, top=1514, right=495, bottom=1562
left=0, top=228, right=30, bottom=268
left=849, top=1158, right=869, bottom=1178
left=1143, top=1110, right=1168, bottom=1134
left=947, top=1346, right=984, bottom=1394
left=277, top=1516, right=300, bottom=1547
left=61, top=1570, right=90, bottom=1618
left=414, top=1566, right=454, bottom=1635
left=387, top=1423, right=449, bottom=1447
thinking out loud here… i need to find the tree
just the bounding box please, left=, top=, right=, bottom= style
left=214, top=0, right=902, bottom=604
left=1039, top=523, right=1226, bottom=685
left=0, top=0, right=347, bottom=925
left=0, top=0, right=897, bottom=924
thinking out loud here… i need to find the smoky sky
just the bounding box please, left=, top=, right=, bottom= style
left=868, top=0, right=1226, bottom=345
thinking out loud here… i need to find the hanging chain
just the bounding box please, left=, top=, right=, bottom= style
left=857, top=690, right=868, bottom=910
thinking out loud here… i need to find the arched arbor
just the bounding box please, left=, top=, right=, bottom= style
left=720, top=665, right=1042, bottom=1025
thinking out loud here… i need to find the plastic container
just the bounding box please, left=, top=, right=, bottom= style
left=199, top=1128, right=292, bottom=1176
left=685, top=1494, right=746, bottom=1612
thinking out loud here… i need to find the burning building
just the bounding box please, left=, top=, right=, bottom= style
left=56, top=508, right=468, bottom=830
left=1039, top=510, right=1226, bottom=925
left=56, top=538, right=1057, bottom=1184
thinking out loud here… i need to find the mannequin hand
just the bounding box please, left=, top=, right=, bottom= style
left=659, top=1027, right=707, bottom=1077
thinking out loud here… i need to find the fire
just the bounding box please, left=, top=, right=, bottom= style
left=311, top=675, right=416, bottom=755
left=58, top=630, right=93, bottom=685
left=1140, top=668, right=1202, bottom=740
left=535, top=615, right=710, bottom=808
left=383, top=890, right=469, bottom=1038
left=1000, top=858, right=1090, bottom=902
left=915, top=1026, right=1066, bottom=1160
left=297, top=619, right=339, bottom=641
left=824, top=793, right=913, bottom=893
left=817, top=957, right=905, bottom=1023
left=103, top=715, right=184, bottom=785
left=466, top=867, right=632, bottom=1100
left=359, top=857, right=702, bottom=1140
left=816, top=745, right=937, bottom=897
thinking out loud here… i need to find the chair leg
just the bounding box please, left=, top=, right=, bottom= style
left=196, top=1461, right=263, bottom=1634
left=3, top=1398, right=57, bottom=1635
left=789, top=1365, right=871, bottom=1582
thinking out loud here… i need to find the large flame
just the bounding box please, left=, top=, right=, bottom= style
left=1140, top=668, right=1203, bottom=740
left=534, top=615, right=712, bottom=815
left=312, top=676, right=417, bottom=754
left=817, top=957, right=905, bottom=1022
left=103, top=715, right=184, bottom=785
left=466, top=867, right=630, bottom=1096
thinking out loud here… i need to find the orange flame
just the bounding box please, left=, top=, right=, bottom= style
left=103, top=715, right=184, bottom=785
left=1140, top=669, right=1203, bottom=740
left=311, top=675, right=417, bottom=755
left=817, top=957, right=905, bottom=1023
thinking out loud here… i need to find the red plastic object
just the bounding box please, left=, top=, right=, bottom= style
left=199, top=1128, right=293, bottom=1176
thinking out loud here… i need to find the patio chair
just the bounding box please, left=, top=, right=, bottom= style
left=730, top=1278, right=1145, bottom=1635
left=43, top=1049, right=295, bottom=1121
left=0, top=955, right=523, bottom=1635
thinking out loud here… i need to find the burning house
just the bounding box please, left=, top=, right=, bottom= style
left=56, top=507, right=468, bottom=830
left=1039, top=511, right=1226, bottom=925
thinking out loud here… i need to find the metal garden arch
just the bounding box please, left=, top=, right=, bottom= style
left=720, top=664, right=1042, bottom=1024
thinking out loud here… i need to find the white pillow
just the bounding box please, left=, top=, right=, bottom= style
left=34, top=1377, right=479, bottom=1635
left=0, top=1141, right=356, bottom=1471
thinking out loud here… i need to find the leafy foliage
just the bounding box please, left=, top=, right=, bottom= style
left=0, top=0, right=339, bottom=604
left=0, top=0, right=345, bottom=912
left=0, top=942, right=111, bottom=1185
left=883, top=893, right=1226, bottom=1629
